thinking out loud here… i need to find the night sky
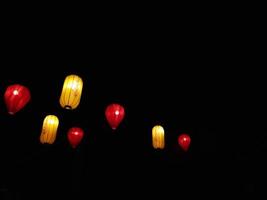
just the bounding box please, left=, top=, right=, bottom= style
left=0, top=15, right=266, bottom=199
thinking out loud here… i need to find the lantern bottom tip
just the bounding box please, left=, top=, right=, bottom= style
left=64, top=106, right=72, bottom=110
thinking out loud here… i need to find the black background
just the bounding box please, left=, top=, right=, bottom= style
left=0, top=9, right=266, bottom=199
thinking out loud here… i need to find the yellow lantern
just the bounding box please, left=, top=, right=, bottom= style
left=40, top=115, right=59, bottom=144
left=59, top=74, right=83, bottom=110
left=152, top=125, right=165, bottom=149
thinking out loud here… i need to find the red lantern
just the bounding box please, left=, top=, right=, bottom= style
left=178, top=133, right=191, bottom=152
left=67, top=127, right=84, bottom=148
left=105, top=103, right=125, bottom=130
left=4, top=84, right=31, bottom=115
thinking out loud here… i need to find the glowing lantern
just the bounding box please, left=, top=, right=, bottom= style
left=67, top=127, right=84, bottom=148
left=178, top=133, right=191, bottom=152
left=40, top=115, right=59, bottom=144
left=105, top=103, right=125, bottom=130
left=4, top=84, right=31, bottom=115
left=59, top=74, right=83, bottom=110
left=152, top=125, right=165, bottom=149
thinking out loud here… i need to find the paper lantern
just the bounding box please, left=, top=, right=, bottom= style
left=67, top=127, right=84, bottom=148
left=178, top=133, right=191, bottom=151
left=40, top=115, right=59, bottom=144
left=105, top=103, right=125, bottom=130
left=4, top=84, right=31, bottom=115
left=152, top=125, right=165, bottom=149
left=59, top=74, right=83, bottom=110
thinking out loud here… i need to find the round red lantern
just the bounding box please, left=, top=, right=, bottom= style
left=178, top=133, right=191, bottom=152
left=67, top=127, right=84, bottom=148
left=105, top=103, right=125, bottom=130
left=4, top=84, right=31, bottom=115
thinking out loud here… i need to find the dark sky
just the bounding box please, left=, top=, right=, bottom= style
left=0, top=15, right=266, bottom=198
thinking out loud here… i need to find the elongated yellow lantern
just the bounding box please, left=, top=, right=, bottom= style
left=40, top=115, right=59, bottom=144
left=59, top=74, right=83, bottom=110
left=152, top=125, right=165, bottom=149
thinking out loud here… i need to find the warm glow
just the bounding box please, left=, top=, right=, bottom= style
left=70, top=81, right=78, bottom=90
left=40, top=115, right=59, bottom=144
left=115, top=110, right=120, bottom=115
left=59, top=74, right=83, bottom=110
left=152, top=125, right=165, bottom=149
left=48, top=119, right=55, bottom=124
left=13, top=90, right=19, bottom=95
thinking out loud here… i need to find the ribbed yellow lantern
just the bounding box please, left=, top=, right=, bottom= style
left=152, top=125, right=165, bottom=149
left=59, top=74, right=83, bottom=110
left=40, top=115, right=59, bottom=144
